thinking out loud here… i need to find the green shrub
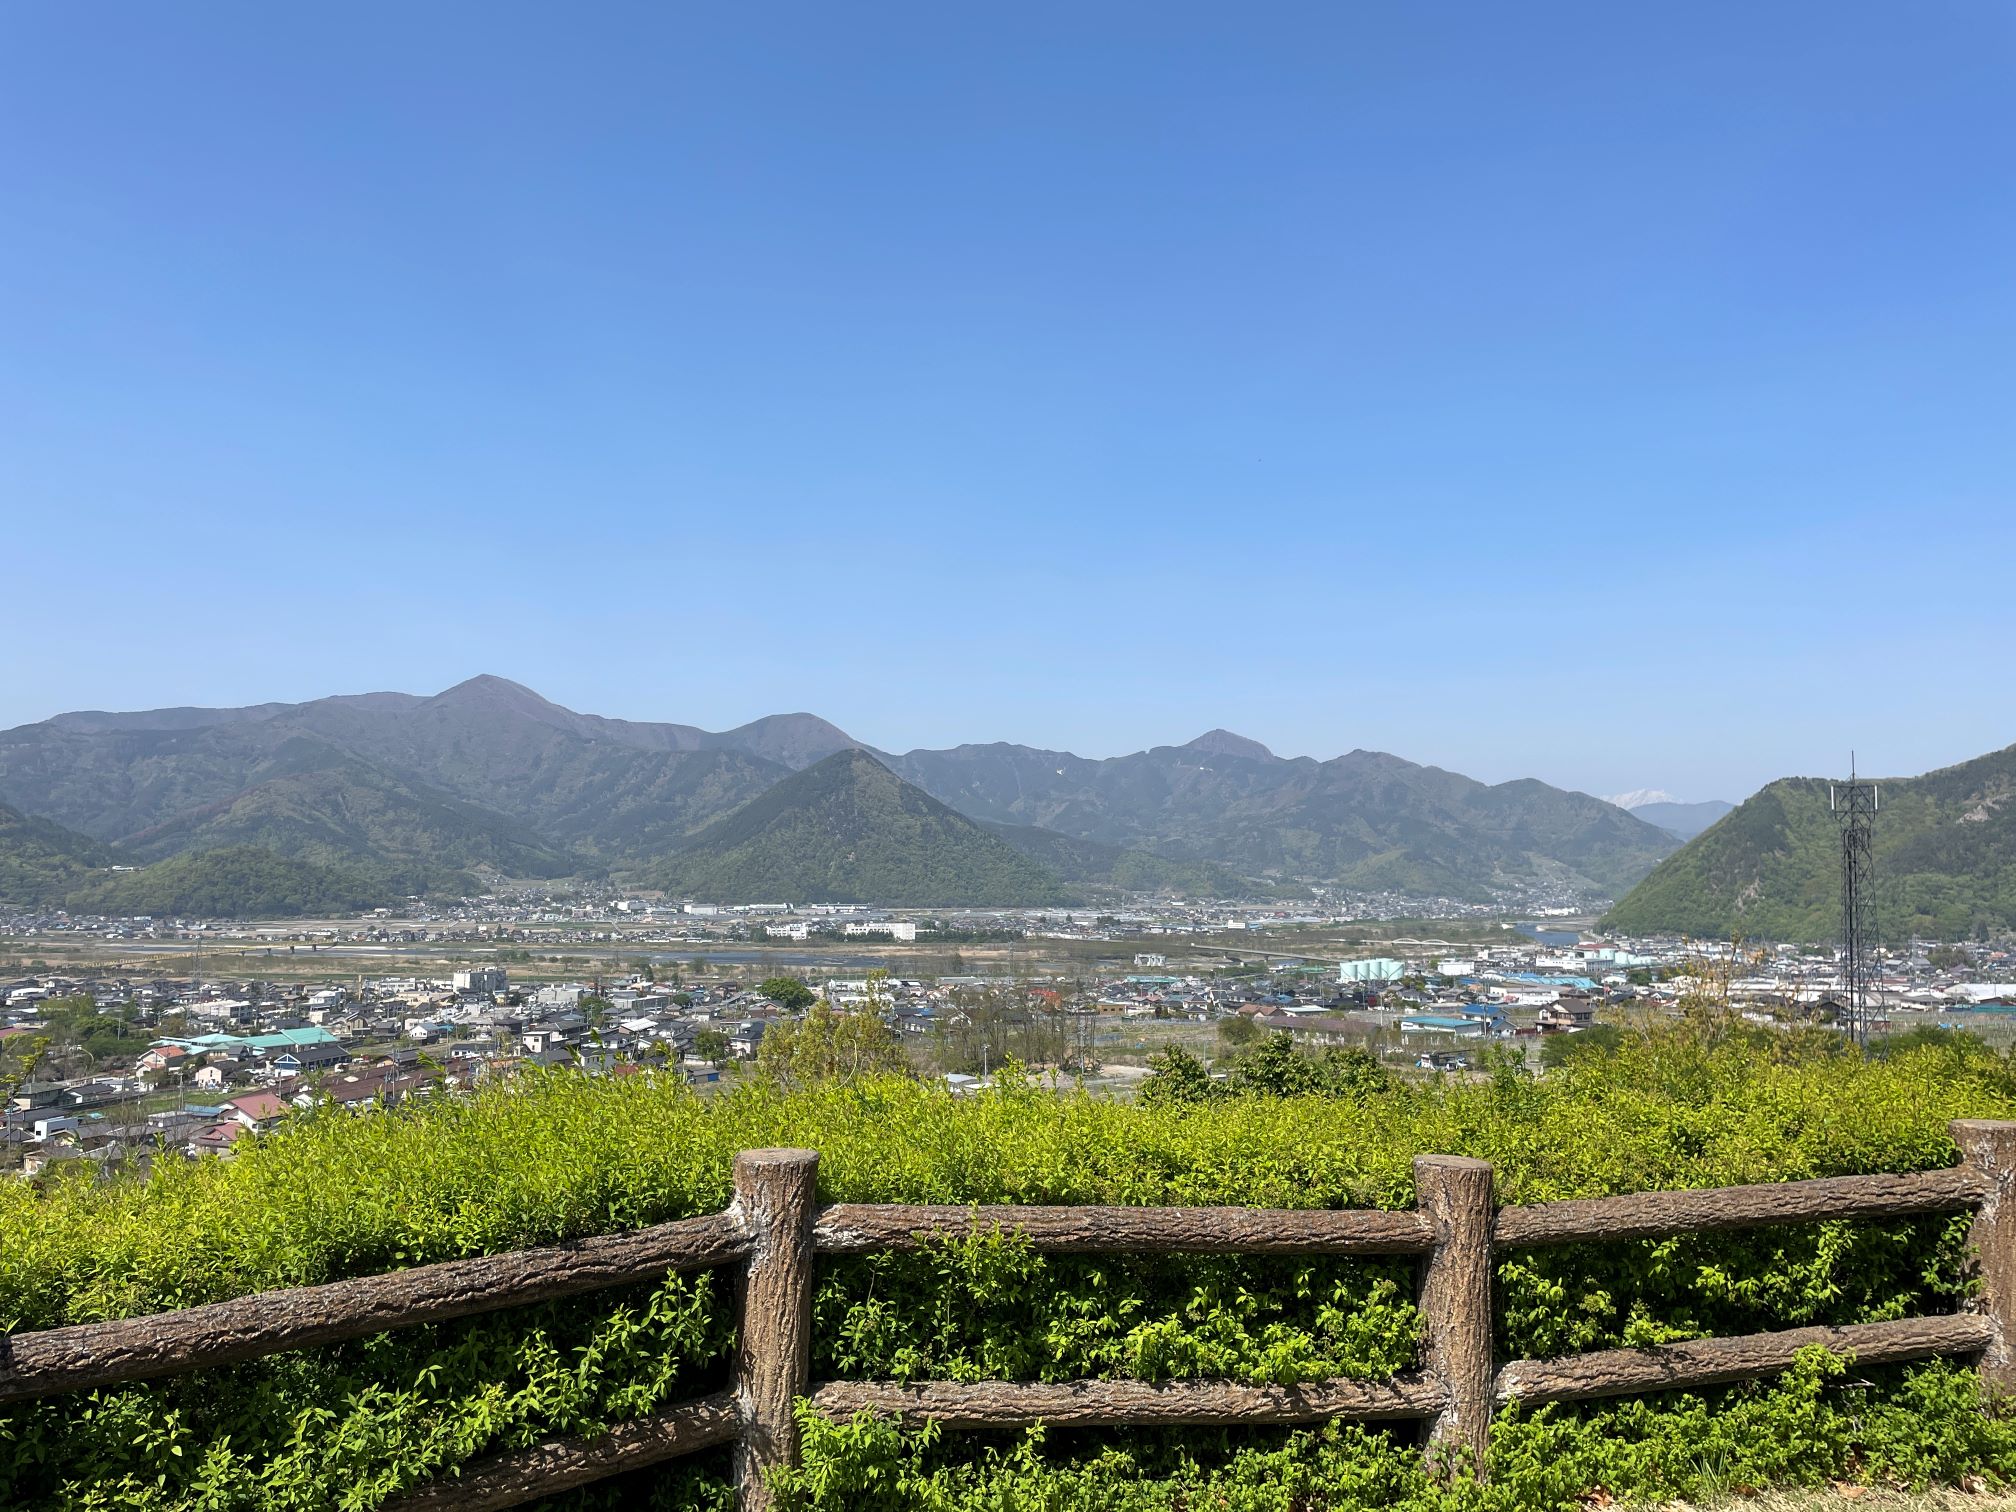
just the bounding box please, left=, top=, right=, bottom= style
left=4, top=1027, right=2016, bottom=1508
left=772, top=1357, right=2016, bottom=1511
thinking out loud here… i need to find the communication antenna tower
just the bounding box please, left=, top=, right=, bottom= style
left=1831, top=755, right=1880, bottom=1047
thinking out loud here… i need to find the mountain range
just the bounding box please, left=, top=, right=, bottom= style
left=0, top=675, right=1683, bottom=915
left=1604, top=744, right=2016, bottom=942
left=1625, top=799, right=1734, bottom=841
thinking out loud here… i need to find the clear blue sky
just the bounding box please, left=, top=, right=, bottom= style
left=4, top=3, right=2011, bottom=802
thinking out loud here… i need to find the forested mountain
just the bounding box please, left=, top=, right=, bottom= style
left=979, top=822, right=1250, bottom=898
left=0, top=678, right=1684, bottom=913
left=0, top=677, right=802, bottom=874
left=1604, top=743, right=2016, bottom=941
left=117, top=743, right=577, bottom=879
left=0, top=803, right=115, bottom=905
left=652, top=750, right=1071, bottom=906
left=62, top=847, right=405, bottom=920
left=883, top=734, right=1676, bottom=900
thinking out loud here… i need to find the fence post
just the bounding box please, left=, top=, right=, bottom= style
left=1953, top=1120, right=2016, bottom=1397
left=1415, top=1154, right=1495, bottom=1477
left=731, top=1148, right=819, bottom=1511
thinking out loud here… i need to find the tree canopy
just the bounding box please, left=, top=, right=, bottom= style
left=758, top=976, right=817, bottom=1011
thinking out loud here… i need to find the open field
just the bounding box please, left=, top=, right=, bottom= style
left=0, top=913, right=1523, bottom=986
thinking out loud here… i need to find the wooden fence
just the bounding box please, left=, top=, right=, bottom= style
left=3, top=1118, right=2014, bottom=1511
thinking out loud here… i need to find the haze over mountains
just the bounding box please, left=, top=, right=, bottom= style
left=0, top=675, right=1683, bottom=914
left=1602, top=791, right=1736, bottom=842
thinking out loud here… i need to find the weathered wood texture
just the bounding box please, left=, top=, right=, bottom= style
left=0, top=1210, right=749, bottom=1405
left=382, top=1388, right=740, bottom=1512
left=1415, top=1155, right=1496, bottom=1473
left=731, top=1149, right=819, bottom=1512
left=813, top=1203, right=1433, bottom=1256
left=15, top=1130, right=2016, bottom=1510
left=806, top=1374, right=1447, bottom=1427
left=1493, top=1168, right=1988, bottom=1249
left=1955, top=1120, right=2016, bottom=1395
left=1496, top=1314, right=1996, bottom=1405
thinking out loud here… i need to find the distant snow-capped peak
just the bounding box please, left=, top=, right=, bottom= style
left=1605, top=788, right=1679, bottom=810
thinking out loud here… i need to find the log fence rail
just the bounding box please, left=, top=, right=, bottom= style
left=3, top=1119, right=2011, bottom=1511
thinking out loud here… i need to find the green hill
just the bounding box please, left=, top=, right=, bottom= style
left=1604, top=743, right=2016, bottom=942
left=0, top=802, right=115, bottom=906
left=63, top=846, right=407, bottom=920
left=653, top=750, right=1071, bottom=906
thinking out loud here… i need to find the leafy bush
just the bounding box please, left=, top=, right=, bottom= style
left=5, top=1026, right=2016, bottom=1508
left=773, top=1354, right=2016, bottom=1511
left=1536, top=1022, right=1625, bottom=1067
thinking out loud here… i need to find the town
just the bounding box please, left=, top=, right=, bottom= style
left=9, top=896, right=2015, bottom=1177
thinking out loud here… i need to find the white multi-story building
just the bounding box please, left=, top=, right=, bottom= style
left=841, top=920, right=917, bottom=941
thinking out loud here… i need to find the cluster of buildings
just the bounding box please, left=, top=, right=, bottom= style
left=0, top=872, right=1617, bottom=962
left=8, top=918, right=2016, bottom=1178
left=0, top=966, right=792, bottom=1175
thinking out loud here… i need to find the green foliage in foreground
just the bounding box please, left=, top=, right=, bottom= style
left=776, top=1352, right=2016, bottom=1510
left=5, top=1025, right=2016, bottom=1508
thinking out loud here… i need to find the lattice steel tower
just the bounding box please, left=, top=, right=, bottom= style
left=1832, top=759, right=1879, bottom=1048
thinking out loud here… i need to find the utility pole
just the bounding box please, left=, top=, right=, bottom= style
left=1832, top=757, right=1880, bottom=1049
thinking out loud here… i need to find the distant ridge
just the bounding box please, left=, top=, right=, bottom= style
left=884, top=741, right=1675, bottom=901
left=1182, top=729, right=1278, bottom=763
left=1628, top=799, right=1734, bottom=842
left=0, top=676, right=1683, bottom=914
left=653, top=750, right=1070, bottom=906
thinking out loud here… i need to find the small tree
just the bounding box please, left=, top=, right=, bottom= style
left=1233, top=1032, right=1323, bottom=1096
left=693, top=1027, right=731, bottom=1066
left=1216, top=1013, right=1262, bottom=1048
left=1316, top=1044, right=1392, bottom=1100
left=755, top=999, right=905, bottom=1089
left=1539, top=1022, right=1627, bottom=1069
left=1140, top=1046, right=1216, bottom=1107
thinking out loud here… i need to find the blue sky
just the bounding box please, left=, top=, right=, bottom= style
left=4, top=3, right=2011, bottom=802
